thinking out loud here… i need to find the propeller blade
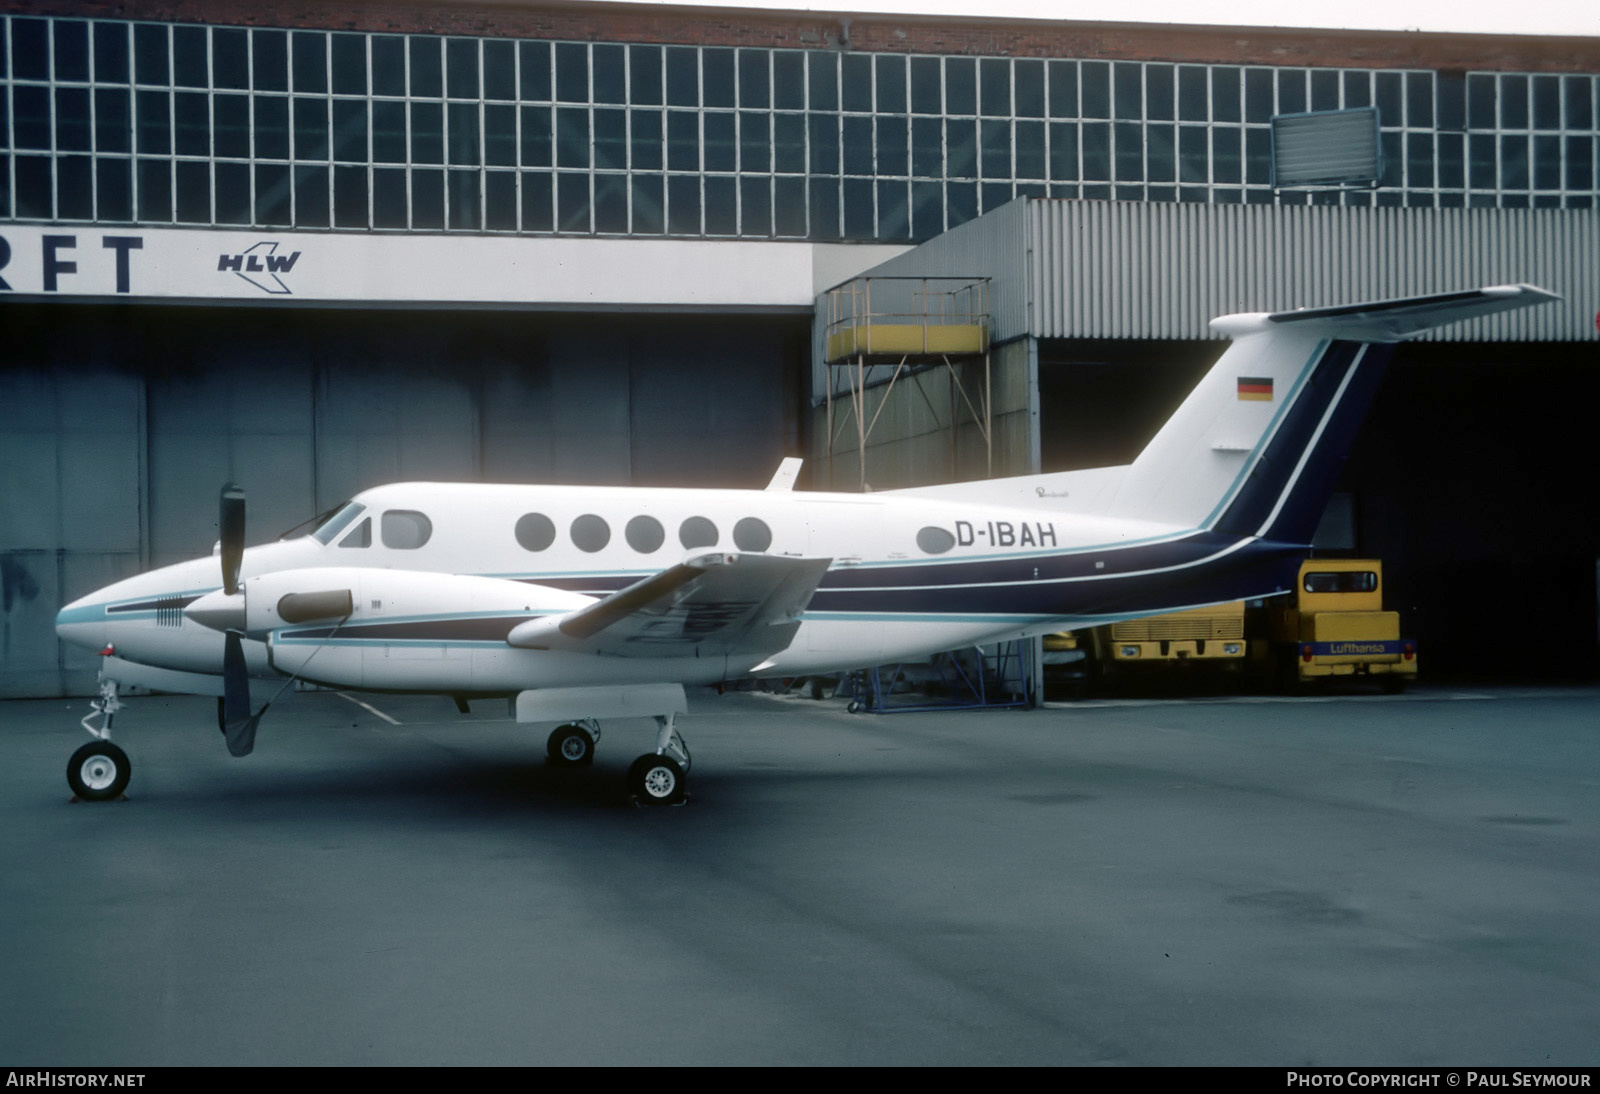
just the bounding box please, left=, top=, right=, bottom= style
left=222, top=630, right=261, bottom=757
left=220, top=482, right=245, bottom=596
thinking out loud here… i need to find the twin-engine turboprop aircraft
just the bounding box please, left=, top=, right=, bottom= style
left=54, top=284, right=1556, bottom=804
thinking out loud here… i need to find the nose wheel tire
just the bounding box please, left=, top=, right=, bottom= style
left=547, top=724, right=596, bottom=767
left=628, top=754, right=686, bottom=806
left=68, top=741, right=131, bottom=802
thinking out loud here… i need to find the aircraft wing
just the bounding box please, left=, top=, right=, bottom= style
left=505, top=551, right=831, bottom=659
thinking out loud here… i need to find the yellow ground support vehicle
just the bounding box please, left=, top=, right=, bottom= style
left=1252, top=558, right=1417, bottom=690
left=1044, top=558, right=1415, bottom=697
left=1096, top=602, right=1249, bottom=672
left=1043, top=602, right=1247, bottom=697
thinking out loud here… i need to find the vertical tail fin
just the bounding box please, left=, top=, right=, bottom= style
left=1105, top=285, right=1558, bottom=543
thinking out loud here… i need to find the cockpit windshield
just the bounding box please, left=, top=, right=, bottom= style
left=277, top=503, right=346, bottom=542
left=309, top=502, right=367, bottom=545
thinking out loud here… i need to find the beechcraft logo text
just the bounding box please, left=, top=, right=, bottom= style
left=217, top=241, right=301, bottom=294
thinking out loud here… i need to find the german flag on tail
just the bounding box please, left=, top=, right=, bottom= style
left=1237, top=376, right=1273, bottom=401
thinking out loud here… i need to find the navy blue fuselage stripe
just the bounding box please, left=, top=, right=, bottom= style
left=279, top=534, right=1307, bottom=641
left=107, top=595, right=202, bottom=614
left=521, top=577, right=632, bottom=594
left=806, top=538, right=1304, bottom=616
left=280, top=617, right=536, bottom=642
left=1253, top=341, right=1395, bottom=543
left=1213, top=340, right=1361, bottom=539
left=818, top=532, right=1243, bottom=589
left=276, top=539, right=1306, bottom=639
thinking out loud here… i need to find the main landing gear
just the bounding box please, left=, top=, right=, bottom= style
left=546, top=721, right=600, bottom=767
left=627, top=713, right=691, bottom=806
left=69, top=679, right=131, bottom=802
left=546, top=711, right=691, bottom=806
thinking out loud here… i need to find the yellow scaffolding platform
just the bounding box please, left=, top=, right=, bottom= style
left=822, top=276, right=993, bottom=491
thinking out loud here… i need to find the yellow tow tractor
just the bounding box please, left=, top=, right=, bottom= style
left=1252, top=558, right=1417, bottom=691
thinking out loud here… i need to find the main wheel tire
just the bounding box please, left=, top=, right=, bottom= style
left=547, top=724, right=595, bottom=767
left=628, top=754, right=686, bottom=806
left=68, top=741, right=131, bottom=802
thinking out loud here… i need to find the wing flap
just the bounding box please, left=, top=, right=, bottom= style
left=506, top=551, right=831, bottom=659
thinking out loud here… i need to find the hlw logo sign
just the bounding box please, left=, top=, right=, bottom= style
left=217, top=241, right=302, bottom=294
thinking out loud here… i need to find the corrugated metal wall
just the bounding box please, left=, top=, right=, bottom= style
left=833, top=198, right=1600, bottom=345
left=1025, top=201, right=1600, bottom=343
left=810, top=198, right=1598, bottom=494
left=814, top=199, right=1031, bottom=356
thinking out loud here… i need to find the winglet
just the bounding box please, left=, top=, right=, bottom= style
left=765, top=457, right=803, bottom=492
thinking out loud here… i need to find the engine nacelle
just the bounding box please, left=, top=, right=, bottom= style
left=184, top=567, right=598, bottom=690
left=199, top=567, right=590, bottom=638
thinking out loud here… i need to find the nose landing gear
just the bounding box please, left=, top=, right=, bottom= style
left=70, top=679, right=131, bottom=802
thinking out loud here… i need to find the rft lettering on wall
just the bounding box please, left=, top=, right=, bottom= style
left=0, top=234, right=144, bottom=293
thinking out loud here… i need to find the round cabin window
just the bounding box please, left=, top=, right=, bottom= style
left=570, top=514, right=611, bottom=553
left=515, top=513, right=556, bottom=552
left=625, top=515, right=665, bottom=553
left=679, top=516, right=718, bottom=549
left=733, top=517, right=773, bottom=552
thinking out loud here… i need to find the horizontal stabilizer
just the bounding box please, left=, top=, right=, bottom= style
left=1217, top=284, right=1560, bottom=342
left=506, top=551, right=832, bottom=659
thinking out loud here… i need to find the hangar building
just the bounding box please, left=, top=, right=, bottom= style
left=2, top=1, right=1598, bottom=696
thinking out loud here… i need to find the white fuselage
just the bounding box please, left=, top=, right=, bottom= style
left=57, top=479, right=1248, bottom=695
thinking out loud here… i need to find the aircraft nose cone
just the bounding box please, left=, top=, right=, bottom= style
left=55, top=596, right=107, bottom=652
left=184, top=589, right=246, bottom=633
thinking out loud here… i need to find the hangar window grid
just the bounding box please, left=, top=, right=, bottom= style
left=2, top=15, right=1597, bottom=236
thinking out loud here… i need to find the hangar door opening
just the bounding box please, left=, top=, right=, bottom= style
left=2, top=304, right=807, bottom=698
left=1037, top=339, right=1600, bottom=681
left=1036, top=340, right=1215, bottom=475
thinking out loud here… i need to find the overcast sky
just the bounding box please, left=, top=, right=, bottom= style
left=607, top=0, right=1599, bottom=39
